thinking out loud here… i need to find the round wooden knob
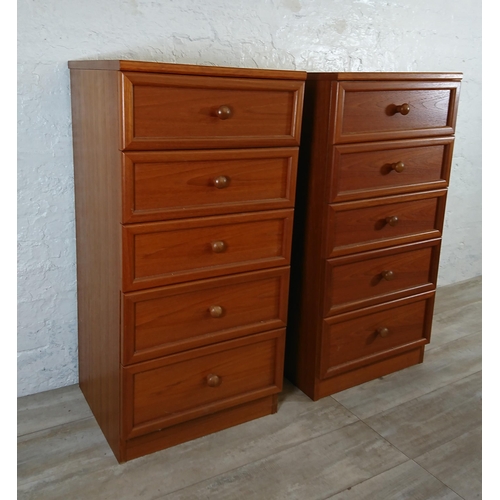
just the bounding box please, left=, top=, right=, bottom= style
left=395, top=103, right=410, bottom=115
left=211, top=241, right=226, bottom=253
left=382, top=270, right=395, bottom=281
left=206, top=374, right=222, bottom=387
left=213, top=175, right=229, bottom=189
left=216, top=105, right=232, bottom=120
left=392, top=161, right=405, bottom=173
left=209, top=305, right=224, bottom=318
left=377, top=327, right=390, bottom=338
left=386, top=216, right=399, bottom=226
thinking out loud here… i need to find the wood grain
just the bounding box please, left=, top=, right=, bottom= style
left=324, top=239, right=440, bottom=315
left=68, top=59, right=307, bottom=80
left=332, top=80, right=461, bottom=143
left=69, top=68, right=123, bottom=459
left=123, top=329, right=285, bottom=439
left=122, top=209, right=294, bottom=291
left=321, top=293, right=435, bottom=377
left=330, top=137, right=454, bottom=202
left=69, top=60, right=305, bottom=462
left=327, top=190, right=447, bottom=257
left=286, top=72, right=461, bottom=401
left=122, top=267, right=290, bottom=364
left=122, top=147, right=298, bottom=222
left=121, top=72, right=304, bottom=150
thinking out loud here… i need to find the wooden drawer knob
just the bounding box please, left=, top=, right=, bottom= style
left=211, top=241, right=227, bottom=253
left=385, top=216, right=399, bottom=226
left=381, top=270, right=395, bottom=281
left=391, top=161, right=405, bottom=173
left=377, top=327, right=390, bottom=338
left=394, top=103, right=410, bottom=115
left=213, top=175, right=230, bottom=189
left=209, top=305, right=224, bottom=318
left=206, top=374, right=222, bottom=387
left=216, top=105, right=233, bottom=120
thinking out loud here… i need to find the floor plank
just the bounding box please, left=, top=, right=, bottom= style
left=326, top=460, right=463, bottom=500
left=415, top=425, right=482, bottom=500
left=17, top=384, right=91, bottom=437
left=160, top=421, right=408, bottom=500
left=433, top=276, right=482, bottom=312
left=364, top=371, right=482, bottom=459
left=429, top=300, right=481, bottom=350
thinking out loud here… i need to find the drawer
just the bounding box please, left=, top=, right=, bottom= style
left=320, top=293, right=434, bottom=379
left=324, top=239, right=440, bottom=315
left=122, top=268, right=290, bottom=364
left=122, top=148, right=298, bottom=223
left=123, top=209, right=293, bottom=291
left=121, top=72, right=304, bottom=150
left=123, top=329, right=285, bottom=439
left=332, top=81, right=460, bottom=143
left=327, top=190, right=447, bottom=257
left=330, top=138, right=454, bottom=202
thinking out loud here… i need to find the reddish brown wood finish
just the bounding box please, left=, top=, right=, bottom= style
left=70, top=69, right=123, bottom=459
left=123, top=395, right=277, bottom=462
left=324, top=239, right=441, bottom=315
left=121, top=72, right=304, bottom=150
left=331, top=80, right=461, bottom=143
left=327, top=190, right=447, bottom=256
left=286, top=72, right=461, bottom=400
left=122, top=148, right=298, bottom=223
left=330, top=137, right=455, bottom=202
left=122, top=209, right=293, bottom=291
left=68, top=59, right=307, bottom=80
left=122, top=268, right=290, bottom=364
left=123, top=329, right=285, bottom=439
left=69, top=60, right=305, bottom=462
left=320, top=292, right=435, bottom=378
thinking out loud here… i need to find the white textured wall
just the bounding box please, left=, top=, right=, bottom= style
left=18, top=0, right=481, bottom=396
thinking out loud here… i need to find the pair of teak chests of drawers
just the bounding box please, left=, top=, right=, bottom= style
left=68, top=60, right=461, bottom=462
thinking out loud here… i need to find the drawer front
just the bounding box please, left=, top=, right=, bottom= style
left=320, top=294, right=434, bottom=379
left=122, top=148, right=298, bottom=223
left=324, top=240, right=440, bottom=315
left=330, top=138, right=454, bottom=202
left=327, top=191, right=447, bottom=256
left=123, top=210, right=293, bottom=291
left=333, top=81, right=460, bottom=143
left=121, top=72, right=304, bottom=150
left=123, top=329, right=285, bottom=438
left=122, top=268, right=290, bottom=364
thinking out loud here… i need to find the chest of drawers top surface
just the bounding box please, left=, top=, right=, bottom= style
left=68, top=59, right=307, bottom=79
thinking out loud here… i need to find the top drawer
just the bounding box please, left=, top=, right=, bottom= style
left=332, top=81, right=460, bottom=144
left=121, top=72, right=305, bottom=150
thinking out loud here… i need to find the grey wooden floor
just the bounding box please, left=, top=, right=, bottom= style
left=18, top=276, right=482, bottom=500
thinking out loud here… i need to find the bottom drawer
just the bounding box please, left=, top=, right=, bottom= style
left=123, top=329, right=285, bottom=439
left=320, top=293, right=434, bottom=379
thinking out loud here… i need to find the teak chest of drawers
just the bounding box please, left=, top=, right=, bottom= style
left=286, top=72, right=462, bottom=400
left=69, top=60, right=305, bottom=462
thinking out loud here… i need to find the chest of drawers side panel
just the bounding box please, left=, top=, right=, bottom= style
left=286, top=80, right=335, bottom=399
left=69, top=69, right=123, bottom=459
